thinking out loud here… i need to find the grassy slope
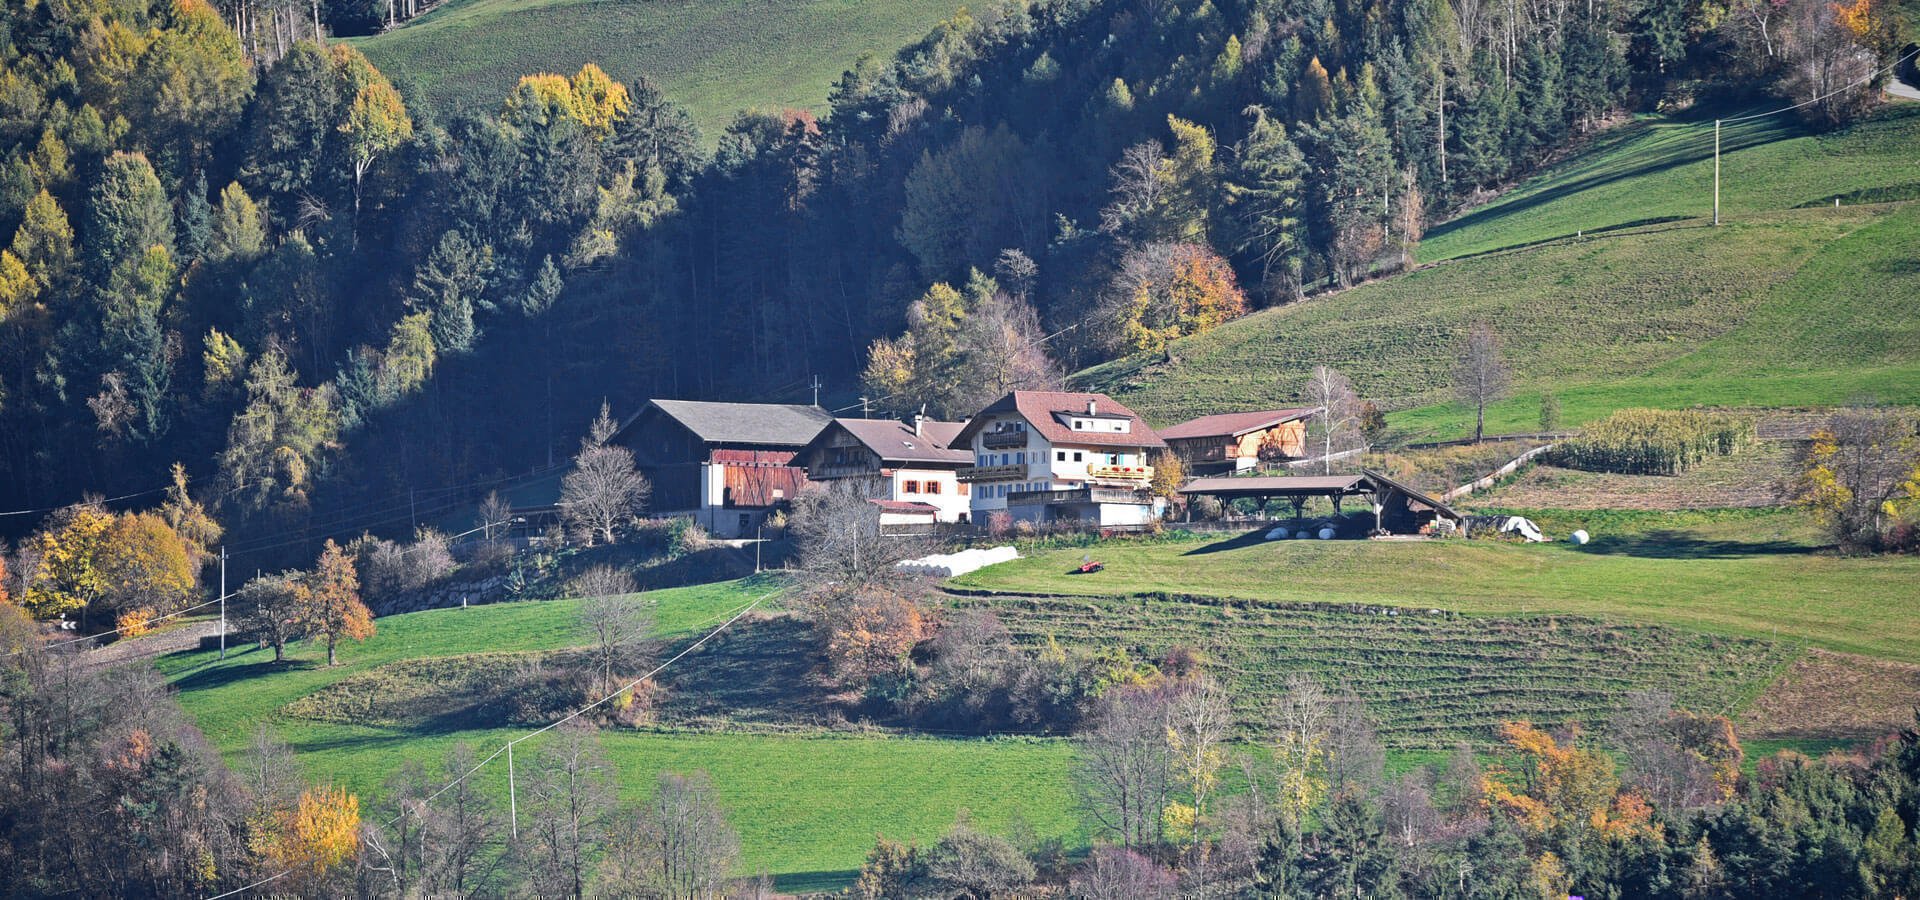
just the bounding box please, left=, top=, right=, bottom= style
left=954, top=591, right=1792, bottom=748
left=352, top=0, right=961, bottom=141
left=954, top=510, right=1920, bottom=661
left=162, top=578, right=1076, bottom=890
left=1078, top=105, right=1920, bottom=438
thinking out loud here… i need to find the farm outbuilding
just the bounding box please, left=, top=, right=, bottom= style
left=1179, top=469, right=1462, bottom=535
left=1157, top=408, right=1317, bottom=474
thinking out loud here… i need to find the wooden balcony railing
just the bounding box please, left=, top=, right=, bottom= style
left=1088, top=464, right=1153, bottom=482
left=957, top=463, right=1028, bottom=482
left=981, top=430, right=1028, bottom=449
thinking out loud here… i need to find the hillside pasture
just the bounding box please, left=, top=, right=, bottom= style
left=954, top=509, right=1920, bottom=661
left=352, top=0, right=963, bottom=140
left=1081, top=107, right=1920, bottom=439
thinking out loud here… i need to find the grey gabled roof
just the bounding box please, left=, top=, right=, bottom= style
left=643, top=399, right=833, bottom=447
left=831, top=418, right=972, bottom=464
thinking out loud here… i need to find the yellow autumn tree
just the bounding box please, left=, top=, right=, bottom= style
left=22, top=505, right=114, bottom=621
left=268, top=787, right=362, bottom=884
left=501, top=64, right=630, bottom=137
left=0, top=250, right=30, bottom=315
left=98, top=512, right=196, bottom=617
left=333, top=46, right=413, bottom=216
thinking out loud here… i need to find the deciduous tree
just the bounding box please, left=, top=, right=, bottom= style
left=295, top=539, right=372, bottom=666
left=1453, top=321, right=1510, bottom=442
left=559, top=401, right=651, bottom=545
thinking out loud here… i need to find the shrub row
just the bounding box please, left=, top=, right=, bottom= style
left=1546, top=408, right=1756, bottom=475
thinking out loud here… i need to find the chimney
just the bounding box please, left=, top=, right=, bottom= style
left=914, top=404, right=926, bottom=436
left=1087, top=399, right=1098, bottom=416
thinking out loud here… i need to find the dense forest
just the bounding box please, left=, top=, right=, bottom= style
left=0, top=0, right=1906, bottom=571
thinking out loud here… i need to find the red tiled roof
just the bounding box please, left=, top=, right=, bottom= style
left=1156, top=408, right=1318, bottom=441
left=954, top=391, right=1166, bottom=450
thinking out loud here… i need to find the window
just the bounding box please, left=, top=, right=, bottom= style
left=1073, top=420, right=1085, bottom=430
left=903, top=480, right=919, bottom=493
left=1073, top=452, right=1084, bottom=462
left=926, top=481, right=941, bottom=495
left=1015, top=452, right=1024, bottom=464
left=959, top=483, right=969, bottom=496
left=1056, top=450, right=1066, bottom=462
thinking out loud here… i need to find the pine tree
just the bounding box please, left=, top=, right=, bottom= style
left=1225, top=110, right=1308, bottom=298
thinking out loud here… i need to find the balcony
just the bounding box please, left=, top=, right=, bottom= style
left=1088, top=464, right=1154, bottom=482
left=957, top=463, right=1028, bottom=482
left=981, top=429, right=1028, bottom=449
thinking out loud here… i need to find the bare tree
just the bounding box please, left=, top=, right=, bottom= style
left=993, top=248, right=1039, bottom=301
left=600, top=771, right=741, bottom=900
left=1101, top=141, right=1170, bottom=235
left=959, top=290, right=1066, bottom=410
left=1271, top=674, right=1333, bottom=827
left=513, top=724, right=616, bottom=900
left=1071, top=846, right=1178, bottom=899
left=1076, top=683, right=1176, bottom=851
left=559, top=402, right=651, bottom=546
left=480, top=490, right=514, bottom=543
left=1325, top=690, right=1385, bottom=794
left=578, top=591, right=653, bottom=696
left=1453, top=322, right=1510, bottom=443
left=1797, top=407, right=1920, bottom=551
left=1166, top=677, right=1234, bottom=844
left=1302, top=365, right=1364, bottom=474
left=425, top=743, right=506, bottom=897
left=789, top=479, right=925, bottom=588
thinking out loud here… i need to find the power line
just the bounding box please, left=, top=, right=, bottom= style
left=4, top=593, right=228, bottom=658
left=0, top=485, right=168, bottom=519
left=201, top=587, right=778, bottom=900
left=1715, top=46, right=1920, bottom=124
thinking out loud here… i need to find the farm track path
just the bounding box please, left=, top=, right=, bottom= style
left=81, top=620, right=222, bottom=671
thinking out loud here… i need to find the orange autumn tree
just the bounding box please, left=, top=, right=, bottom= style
left=820, top=585, right=934, bottom=683
left=267, top=787, right=362, bottom=885
left=1481, top=721, right=1659, bottom=842
left=296, top=540, right=373, bottom=666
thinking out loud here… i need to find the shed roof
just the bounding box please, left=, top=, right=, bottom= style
left=1180, top=475, right=1368, bottom=496
left=826, top=418, right=971, bottom=465
left=639, top=399, right=832, bottom=447
left=1157, top=408, right=1319, bottom=441
left=953, top=391, right=1167, bottom=450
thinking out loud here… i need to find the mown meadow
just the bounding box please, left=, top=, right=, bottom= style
left=352, top=0, right=964, bottom=141
left=1079, top=105, right=1920, bottom=439
left=953, top=509, right=1920, bottom=661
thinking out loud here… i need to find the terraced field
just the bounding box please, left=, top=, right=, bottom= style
left=956, top=592, right=1793, bottom=749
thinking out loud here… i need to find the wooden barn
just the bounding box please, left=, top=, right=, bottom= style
left=1157, top=408, right=1318, bottom=474
left=617, top=399, right=833, bottom=538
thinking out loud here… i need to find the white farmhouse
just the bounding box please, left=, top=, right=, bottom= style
left=795, top=416, right=975, bottom=523
left=953, top=391, right=1169, bottom=527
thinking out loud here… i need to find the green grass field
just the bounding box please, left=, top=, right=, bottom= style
left=955, top=509, right=1920, bottom=661
left=1078, top=105, right=1920, bottom=439
left=159, top=577, right=1078, bottom=890
left=352, top=0, right=962, bottom=141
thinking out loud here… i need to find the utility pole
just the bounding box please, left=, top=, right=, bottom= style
left=507, top=742, right=519, bottom=839
left=810, top=375, right=822, bottom=407
left=860, top=395, right=870, bottom=417
left=219, top=545, right=228, bottom=660
left=1713, top=119, right=1721, bottom=227
left=409, top=487, right=418, bottom=531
